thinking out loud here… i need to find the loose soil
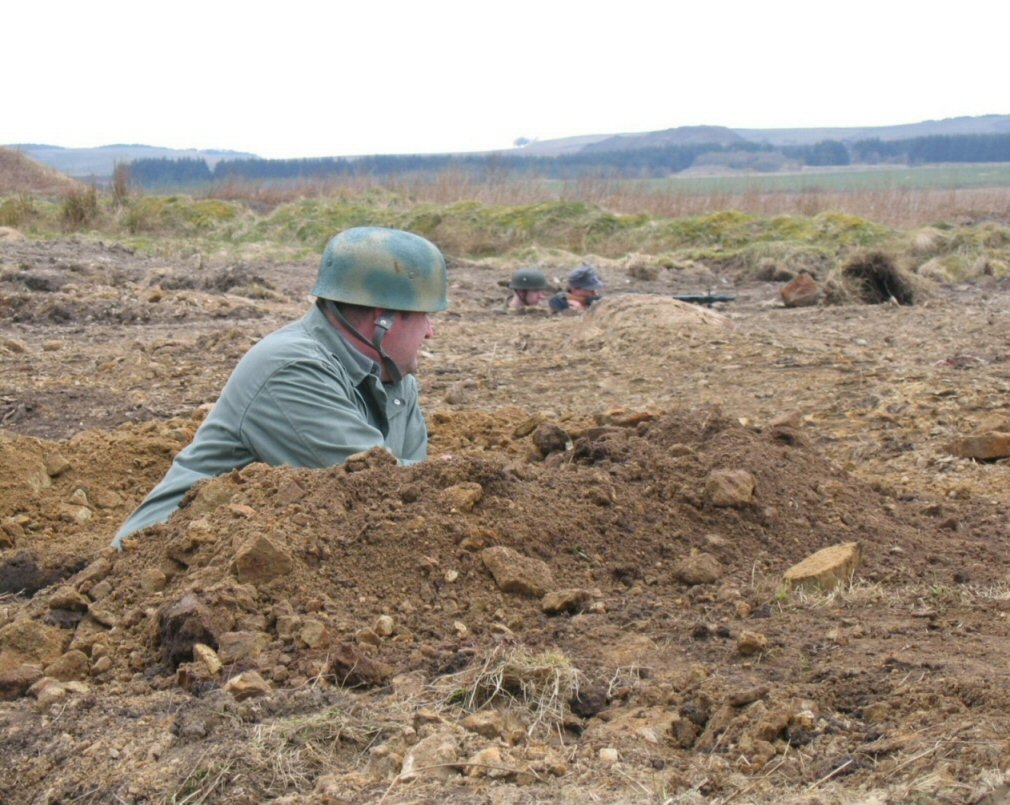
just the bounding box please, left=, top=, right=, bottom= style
left=3, top=238, right=1010, bottom=803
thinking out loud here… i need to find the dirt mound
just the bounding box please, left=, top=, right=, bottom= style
left=0, top=148, right=82, bottom=196
left=572, top=294, right=732, bottom=353
left=3, top=406, right=983, bottom=801
left=0, top=420, right=198, bottom=594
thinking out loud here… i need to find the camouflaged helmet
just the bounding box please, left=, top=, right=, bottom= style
left=313, top=227, right=448, bottom=312
left=508, top=267, right=549, bottom=291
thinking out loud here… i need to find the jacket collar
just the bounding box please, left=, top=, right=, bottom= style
left=303, top=302, right=381, bottom=385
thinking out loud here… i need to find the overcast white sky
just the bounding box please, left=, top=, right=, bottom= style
left=4, top=0, right=1007, bottom=159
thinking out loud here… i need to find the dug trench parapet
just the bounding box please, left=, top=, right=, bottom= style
left=783, top=542, right=862, bottom=592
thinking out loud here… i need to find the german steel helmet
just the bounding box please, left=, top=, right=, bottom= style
left=568, top=264, right=604, bottom=290
left=313, top=227, right=448, bottom=312
left=508, top=267, right=549, bottom=291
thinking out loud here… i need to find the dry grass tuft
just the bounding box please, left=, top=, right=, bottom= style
left=443, top=643, right=581, bottom=734
left=824, top=251, right=924, bottom=305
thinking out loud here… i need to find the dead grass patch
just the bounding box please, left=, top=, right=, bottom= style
left=824, top=251, right=923, bottom=305
left=442, top=643, right=581, bottom=735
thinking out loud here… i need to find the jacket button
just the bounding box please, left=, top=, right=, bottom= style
left=393, top=398, right=404, bottom=406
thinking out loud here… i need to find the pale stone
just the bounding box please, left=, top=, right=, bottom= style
left=400, top=731, right=461, bottom=781
left=541, top=588, right=591, bottom=615
left=217, top=631, right=270, bottom=664
left=737, top=631, right=769, bottom=655
left=784, top=542, right=862, bottom=592
left=193, top=643, right=222, bottom=676
left=374, top=615, right=395, bottom=637
left=674, top=551, right=724, bottom=585
left=480, top=546, right=555, bottom=598
left=441, top=482, right=484, bottom=512
left=299, top=620, right=326, bottom=648
left=224, top=670, right=272, bottom=700
left=705, top=469, right=756, bottom=507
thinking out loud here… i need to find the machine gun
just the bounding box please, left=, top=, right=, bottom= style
left=673, top=291, right=736, bottom=307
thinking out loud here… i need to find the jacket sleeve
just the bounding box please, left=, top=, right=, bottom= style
left=239, top=360, right=387, bottom=468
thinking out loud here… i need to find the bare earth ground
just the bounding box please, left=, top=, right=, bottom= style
left=3, top=239, right=1010, bottom=803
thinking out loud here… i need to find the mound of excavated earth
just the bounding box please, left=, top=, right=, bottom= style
left=3, top=407, right=1002, bottom=802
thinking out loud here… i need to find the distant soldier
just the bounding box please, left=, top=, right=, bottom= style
left=113, top=227, right=447, bottom=547
left=549, top=265, right=604, bottom=314
left=506, top=267, right=550, bottom=314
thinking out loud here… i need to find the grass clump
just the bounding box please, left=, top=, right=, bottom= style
left=0, top=194, right=38, bottom=228
left=124, top=196, right=244, bottom=235
left=444, top=643, right=581, bottom=735
left=61, top=186, right=99, bottom=230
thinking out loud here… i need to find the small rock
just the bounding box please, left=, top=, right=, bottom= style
left=140, top=568, right=167, bottom=593
left=299, top=620, right=327, bottom=648
left=599, top=747, right=620, bottom=765
left=231, top=535, right=294, bottom=584
left=224, top=670, right=272, bottom=700
left=0, top=619, right=70, bottom=666
left=737, top=631, right=769, bottom=656
left=217, top=631, right=270, bottom=664
left=705, top=469, right=756, bottom=507
left=91, top=656, right=113, bottom=675
left=275, top=615, right=301, bottom=640
left=441, top=482, right=484, bottom=512
left=44, top=650, right=89, bottom=681
left=462, top=710, right=507, bottom=739
left=43, top=452, right=72, bottom=478
left=784, top=542, right=862, bottom=592
left=374, top=615, right=395, bottom=637
left=0, top=664, right=43, bottom=700
left=328, top=643, right=392, bottom=688
left=541, top=588, right=591, bottom=615
left=674, top=550, right=724, bottom=585
left=729, top=685, right=769, bottom=706
left=531, top=423, right=570, bottom=457
left=466, top=746, right=504, bottom=778
left=444, top=569, right=459, bottom=583
left=49, top=586, right=90, bottom=612
left=480, top=546, right=555, bottom=598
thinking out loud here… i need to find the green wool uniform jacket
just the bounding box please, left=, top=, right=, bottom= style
left=112, top=303, right=428, bottom=546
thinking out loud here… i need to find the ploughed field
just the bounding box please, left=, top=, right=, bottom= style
left=3, top=238, right=1010, bottom=803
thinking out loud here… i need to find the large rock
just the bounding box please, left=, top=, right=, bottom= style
left=780, top=274, right=821, bottom=308
left=0, top=663, right=43, bottom=700
left=948, top=432, right=1010, bottom=461
left=481, top=546, right=555, bottom=598
left=0, top=619, right=71, bottom=670
left=231, top=535, right=294, bottom=584
left=705, top=470, right=756, bottom=507
left=158, top=594, right=221, bottom=668
left=784, top=542, right=862, bottom=592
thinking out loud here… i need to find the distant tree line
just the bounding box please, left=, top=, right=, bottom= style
left=125, top=133, right=1010, bottom=188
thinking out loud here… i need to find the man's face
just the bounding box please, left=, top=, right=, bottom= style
left=382, top=311, right=434, bottom=377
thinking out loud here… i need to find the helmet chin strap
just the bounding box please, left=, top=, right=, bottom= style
left=324, top=300, right=403, bottom=384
